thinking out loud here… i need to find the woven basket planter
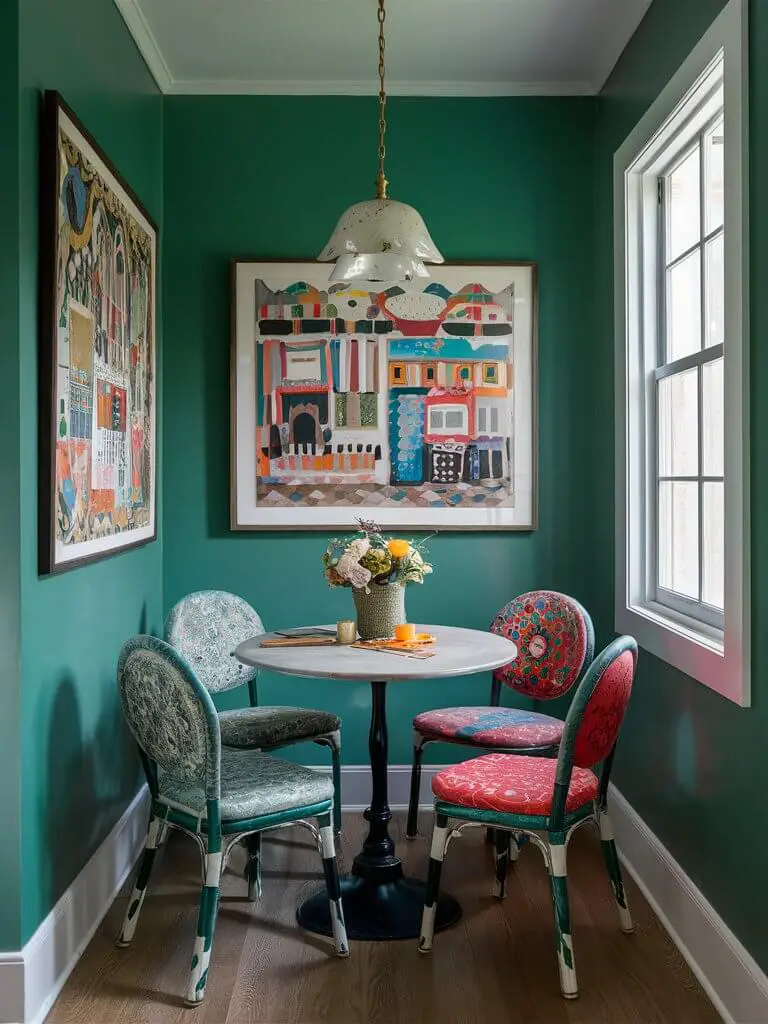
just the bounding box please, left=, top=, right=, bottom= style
left=352, top=583, right=406, bottom=640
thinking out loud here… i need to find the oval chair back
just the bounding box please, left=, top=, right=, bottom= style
left=550, top=635, right=638, bottom=828
left=117, top=634, right=221, bottom=801
left=165, top=590, right=265, bottom=696
left=490, top=591, right=595, bottom=701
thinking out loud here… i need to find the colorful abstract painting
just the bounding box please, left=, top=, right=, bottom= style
left=232, top=262, right=536, bottom=530
left=39, top=93, right=156, bottom=572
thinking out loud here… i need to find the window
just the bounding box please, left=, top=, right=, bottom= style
left=477, top=405, right=501, bottom=435
left=614, top=0, right=749, bottom=705
left=421, top=363, right=436, bottom=386
left=482, top=362, right=499, bottom=384
left=656, top=119, right=724, bottom=626
left=455, top=364, right=472, bottom=383
left=389, top=362, right=405, bottom=387
left=429, top=405, right=467, bottom=434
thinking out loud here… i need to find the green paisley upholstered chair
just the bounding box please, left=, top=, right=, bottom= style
left=116, top=635, right=349, bottom=1007
left=418, top=635, right=637, bottom=1000
left=165, top=590, right=343, bottom=856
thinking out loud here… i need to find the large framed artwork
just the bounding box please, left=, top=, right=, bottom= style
left=231, top=260, right=537, bottom=531
left=38, top=92, right=157, bottom=573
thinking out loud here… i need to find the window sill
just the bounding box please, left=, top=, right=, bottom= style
left=615, top=600, right=746, bottom=705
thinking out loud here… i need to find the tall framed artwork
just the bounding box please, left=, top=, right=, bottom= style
left=38, top=91, right=157, bottom=573
left=231, top=260, right=537, bottom=531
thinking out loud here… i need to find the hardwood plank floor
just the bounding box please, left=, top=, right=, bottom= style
left=47, top=813, right=720, bottom=1024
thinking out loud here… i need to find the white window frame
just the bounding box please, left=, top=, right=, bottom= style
left=477, top=402, right=502, bottom=436
left=614, top=0, right=749, bottom=705
left=429, top=404, right=467, bottom=435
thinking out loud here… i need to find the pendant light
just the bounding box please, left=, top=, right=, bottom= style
left=318, top=0, right=443, bottom=282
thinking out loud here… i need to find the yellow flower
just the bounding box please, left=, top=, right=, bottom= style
left=387, top=538, right=411, bottom=559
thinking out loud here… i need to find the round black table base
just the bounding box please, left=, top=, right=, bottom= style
left=297, top=875, right=461, bottom=941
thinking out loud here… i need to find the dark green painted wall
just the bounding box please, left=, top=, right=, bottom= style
left=0, top=0, right=22, bottom=955
left=162, top=95, right=596, bottom=766
left=17, top=0, right=163, bottom=944
left=592, top=0, right=768, bottom=972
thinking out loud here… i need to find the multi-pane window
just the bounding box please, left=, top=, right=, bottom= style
left=655, top=116, right=724, bottom=627
left=615, top=0, right=749, bottom=704
left=428, top=405, right=467, bottom=434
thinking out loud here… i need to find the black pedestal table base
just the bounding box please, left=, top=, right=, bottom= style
left=297, top=875, right=460, bottom=941
left=297, top=679, right=462, bottom=942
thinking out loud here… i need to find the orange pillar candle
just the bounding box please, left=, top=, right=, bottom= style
left=394, top=622, right=415, bottom=642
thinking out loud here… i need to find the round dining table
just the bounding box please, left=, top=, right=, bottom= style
left=234, top=623, right=517, bottom=941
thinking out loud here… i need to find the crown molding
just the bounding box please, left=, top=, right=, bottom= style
left=114, top=0, right=598, bottom=97
left=165, top=78, right=597, bottom=97
left=113, top=0, right=174, bottom=93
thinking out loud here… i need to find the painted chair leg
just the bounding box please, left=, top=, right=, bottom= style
left=599, top=810, right=634, bottom=933
left=318, top=814, right=349, bottom=957
left=245, top=832, right=262, bottom=901
left=493, top=829, right=511, bottom=899
left=317, top=733, right=343, bottom=836
left=509, top=832, right=520, bottom=862
left=418, top=813, right=449, bottom=952
left=406, top=736, right=424, bottom=839
left=547, top=839, right=578, bottom=999
left=118, top=815, right=162, bottom=946
left=330, top=740, right=343, bottom=837
left=186, top=843, right=223, bottom=1006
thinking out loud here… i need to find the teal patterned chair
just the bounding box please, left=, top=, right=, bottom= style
left=116, top=635, right=349, bottom=1007
left=165, top=590, right=343, bottom=856
left=418, top=636, right=637, bottom=1000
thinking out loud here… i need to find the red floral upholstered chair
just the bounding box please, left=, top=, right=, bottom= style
left=418, top=635, right=638, bottom=1000
left=406, top=591, right=594, bottom=838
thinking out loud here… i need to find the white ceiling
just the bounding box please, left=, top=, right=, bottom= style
left=115, top=0, right=653, bottom=97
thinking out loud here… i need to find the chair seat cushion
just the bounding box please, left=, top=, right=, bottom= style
left=219, top=706, right=341, bottom=749
left=413, top=706, right=564, bottom=749
left=432, top=753, right=598, bottom=817
left=160, top=749, right=333, bottom=822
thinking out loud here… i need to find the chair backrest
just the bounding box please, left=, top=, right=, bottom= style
left=490, top=590, right=594, bottom=700
left=117, top=635, right=221, bottom=799
left=550, top=635, right=638, bottom=824
left=164, top=590, right=265, bottom=695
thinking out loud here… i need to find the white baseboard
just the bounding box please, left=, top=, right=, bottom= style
left=0, top=951, right=24, bottom=1024
left=327, top=762, right=445, bottom=811
left=609, top=784, right=768, bottom=1024
left=0, top=785, right=150, bottom=1024
left=5, top=766, right=766, bottom=1024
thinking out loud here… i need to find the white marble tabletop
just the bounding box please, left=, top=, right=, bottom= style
left=233, top=624, right=517, bottom=683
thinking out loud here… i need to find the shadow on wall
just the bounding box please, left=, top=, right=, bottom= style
left=40, top=603, right=149, bottom=935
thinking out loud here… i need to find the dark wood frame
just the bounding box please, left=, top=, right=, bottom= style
left=38, top=90, right=158, bottom=575
left=230, top=258, right=539, bottom=532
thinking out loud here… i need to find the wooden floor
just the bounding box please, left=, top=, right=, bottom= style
left=47, top=812, right=720, bottom=1024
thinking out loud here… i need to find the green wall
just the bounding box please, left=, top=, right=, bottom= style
left=591, top=0, right=768, bottom=972
left=17, top=0, right=163, bottom=944
left=162, top=95, right=596, bottom=765
left=0, top=0, right=22, bottom=955
left=8, top=0, right=766, bottom=978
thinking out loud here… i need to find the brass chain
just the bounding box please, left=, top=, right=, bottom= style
left=376, top=0, right=388, bottom=199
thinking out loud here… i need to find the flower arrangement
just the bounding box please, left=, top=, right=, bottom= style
left=323, top=519, right=433, bottom=593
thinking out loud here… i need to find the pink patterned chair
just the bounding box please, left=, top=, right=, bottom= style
left=406, top=591, right=594, bottom=838
left=418, top=635, right=638, bottom=1000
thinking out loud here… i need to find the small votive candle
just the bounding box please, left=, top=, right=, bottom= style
left=394, top=622, right=415, bottom=642
left=337, top=619, right=357, bottom=645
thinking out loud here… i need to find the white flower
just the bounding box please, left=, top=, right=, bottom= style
left=336, top=550, right=372, bottom=590
left=346, top=537, right=370, bottom=560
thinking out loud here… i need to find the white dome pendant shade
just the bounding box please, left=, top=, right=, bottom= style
left=319, top=198, right=444, bottom=282
left=317, top=0, right=444, bottom=283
